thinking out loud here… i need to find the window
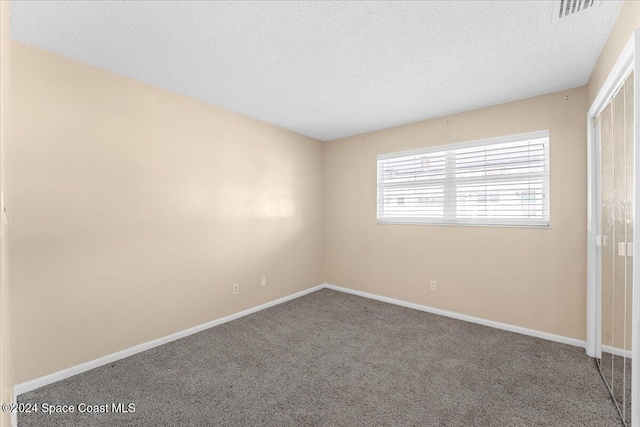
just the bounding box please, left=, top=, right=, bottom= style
left=377, top=130, right=549, bottom=227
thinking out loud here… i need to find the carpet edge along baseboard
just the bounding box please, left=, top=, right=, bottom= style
left=15, top=283, right=588, bottom=397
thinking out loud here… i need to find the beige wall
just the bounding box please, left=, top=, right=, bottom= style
left=9, top=42, right=324, bottom=384
left=0, top=2, right=14, bottom=426
left=324, top=88, right=588, bottom=341
left=587, top=0, right=640, bottom=105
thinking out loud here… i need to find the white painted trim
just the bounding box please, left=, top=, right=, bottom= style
left=14, top=284, right=324, bottom=397
left=587, top=36, right=635, bottom=120
left=594, top=117, right=603, bottom=360
left=586, top=29, right=640, bottom=427
left=323, top=284, right=586, bottom=349
left=632, top=28, right=640, bottom=427
left=376, top=218, right=550, bottom=228
left=587, top=94, right=600, bottom=359
left=586, top=32, right=635, bottom=360
left=601, top=345, right=633, bottom=359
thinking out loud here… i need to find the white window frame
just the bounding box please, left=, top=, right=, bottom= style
left=377, top=130, right=550, bottom=228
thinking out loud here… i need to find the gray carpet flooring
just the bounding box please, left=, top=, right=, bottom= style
left=18, top=289, right=621, bottom=426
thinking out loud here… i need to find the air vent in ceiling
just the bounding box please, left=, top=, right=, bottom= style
left=554, top=0, right=598, bottom=20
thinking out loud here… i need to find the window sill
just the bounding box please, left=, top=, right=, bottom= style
left=376, top=220, right=550, bottom=229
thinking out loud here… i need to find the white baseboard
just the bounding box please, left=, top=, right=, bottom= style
left=323, top=283, right=586, bottom=349
left=14, top=284, right=324, bottom=397
left=602, top=345, right=633, bottom=359
left=14, top=282, right=591, bottom=401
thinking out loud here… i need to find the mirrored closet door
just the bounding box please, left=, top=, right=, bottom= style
left=596, top=70, right=634, bottom=426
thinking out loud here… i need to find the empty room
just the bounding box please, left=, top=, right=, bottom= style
left=0, top=0, right=639, bottom=426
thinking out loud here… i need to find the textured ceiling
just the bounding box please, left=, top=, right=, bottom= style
left=11, top=1, right=623, bottom=141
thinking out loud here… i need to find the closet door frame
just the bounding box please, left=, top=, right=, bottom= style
left=586, top=29, right=639, bottom=426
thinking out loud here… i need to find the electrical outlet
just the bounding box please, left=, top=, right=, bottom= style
left=430, top=281, right=437, bottom=291
left=261, top=276, right=267, bottom=287
left=233, top=283, right=239, bottom=295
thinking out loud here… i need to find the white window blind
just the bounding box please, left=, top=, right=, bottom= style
left=377, top=130, right=550, bottom=227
